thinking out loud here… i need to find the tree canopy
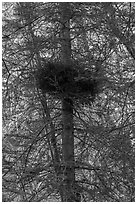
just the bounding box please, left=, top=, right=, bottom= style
left=2, top=2, right=135, bottom=202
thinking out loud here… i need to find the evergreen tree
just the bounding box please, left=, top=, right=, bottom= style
left=2, top=2, right=134, bottom=202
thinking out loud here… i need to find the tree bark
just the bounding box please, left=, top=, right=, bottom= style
left=59, top=3, right=80, bottom=202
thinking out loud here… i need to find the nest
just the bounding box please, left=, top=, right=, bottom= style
left=35, top=61, right=98, bottom=102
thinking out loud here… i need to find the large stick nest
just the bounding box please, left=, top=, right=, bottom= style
left=35, top=61, right=98, bottom=102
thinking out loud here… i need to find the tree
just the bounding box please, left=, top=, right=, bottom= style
left=59, top=3, right=77, bottom=201
left=2, top=2, right=134, bottom=202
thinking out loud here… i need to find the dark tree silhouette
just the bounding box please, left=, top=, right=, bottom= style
left=2, top=2, right=134, bottom=202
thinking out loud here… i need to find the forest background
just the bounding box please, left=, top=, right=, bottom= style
left=2, top=2, right=135, bottom=202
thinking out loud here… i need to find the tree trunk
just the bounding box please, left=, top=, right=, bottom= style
left=59, top=3, right=80, bottom=202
